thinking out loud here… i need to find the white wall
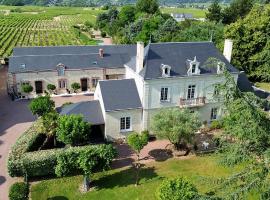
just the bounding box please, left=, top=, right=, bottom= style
left=104, top=109, right=143, bottom=141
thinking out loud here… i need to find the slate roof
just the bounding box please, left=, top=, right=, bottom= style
left=98, top=79, right=142, bottom=112
left=59, top=100, right=104, bottom=125
left=128, top=42, right=239, bottom=80
left=9, top=44, right=136, bottom=73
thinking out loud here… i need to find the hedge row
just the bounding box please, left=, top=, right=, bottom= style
left=7, top=120, right=44, bottom=177
left=9, top=182, right=29, bottom=200
left=21, top=144, right=115, bottom=177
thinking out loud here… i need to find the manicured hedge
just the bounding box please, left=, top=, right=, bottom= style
left=7, top=120, right=43, bottom=177
left=9, top=182, right=29, bottom=200
left=20, top=144, right=116, bottom=178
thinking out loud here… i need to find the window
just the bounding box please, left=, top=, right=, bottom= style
left=211, top=108, right=218, bottom=120
left=57, top=67, right=65, bottom=76
left=92, top=78, right=99, bottom=88
left=161, top=64, right=171, bottom=77
left=213, top=85, right=219, bottom=96
left=58, top=79, right=67, bottom=89
left=160, top=87, right=169, bottom=101
left=187, top=85, right=196, bottom=99
left=191, top=64, right=196, bottom=74
left=120, top=117, right=131, bottom=131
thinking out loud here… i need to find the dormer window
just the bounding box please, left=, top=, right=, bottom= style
left=57, top=63, right=65, bottom=76
left=187, top=56, right=200, bottom=76
left=20, top=63, right=26, bottom=69
left=161, top=64, right=171, bottom=77
left=217, top=62, right=225, bottom=74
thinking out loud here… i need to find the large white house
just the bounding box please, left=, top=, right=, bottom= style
left=58, top=40, right=239, bottom=140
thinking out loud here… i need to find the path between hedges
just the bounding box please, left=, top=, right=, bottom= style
left=0, top=65, right=93, bottom=200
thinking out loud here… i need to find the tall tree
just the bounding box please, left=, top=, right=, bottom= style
left=206, top=0, right=223, bottom=22
left=127, top=131, right=148, bottom=186
left=136, top=0, right=159, bottom=14
left=28, top=95, right=55, bottom=117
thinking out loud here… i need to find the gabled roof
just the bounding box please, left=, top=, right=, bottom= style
left=98, top=79, right=142, bottom=112
left=131, top=42, right=239, bottom=80
left=59, top=100, right=104, bottom=125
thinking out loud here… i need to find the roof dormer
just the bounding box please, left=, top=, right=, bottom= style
left=187, top=56, right=200, bottom=76
left=161, top=64, right=171, bottom=77
left=217, top=61, right=225, bottom=74
left=57, top=63, right=65, bottom=76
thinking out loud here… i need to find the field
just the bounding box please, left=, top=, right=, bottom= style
left=30, top=155, right=257, bottom=200
left=0, top=6, right=103, bottom=58
left=161, top=7, right=206, bottom=18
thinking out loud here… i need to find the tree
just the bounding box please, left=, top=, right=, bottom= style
left=41, top=111, right=59, bottom=147
left=225, top=5, right=270, bottom=82
left=118, top=5, right=136, bottom=26
left=21, top=84, right=33, bottom=94
left=127, top=131, right=149, bottom=186
left=206, top=0, right=223, bottom=23
left=71, top=82, right=80, bottom=93
left=28, top=95, right=55, bottom=117
left=136, top=0, right=159, bottom=14
left=152, top=108, right=201, bottom=152
left=56, top=114, right=91, bottom=146
left=156, top=177, right=198, bottom=200
left=47, top=84, right=56, bottom=94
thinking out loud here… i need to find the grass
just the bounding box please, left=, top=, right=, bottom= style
left=31, top=155, right=246, bottom=200
left=161, top=7, right=206, bottom=18
left=254, top=82, right=270, bottom=92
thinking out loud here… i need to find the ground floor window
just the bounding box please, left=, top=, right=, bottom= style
left=58, top=79, right=67, bottom=89
left=211, top=108, right=218, bottom=120
left=92, top=78, right=99, bottom=88
left=120, top=117, right=131, bottom=131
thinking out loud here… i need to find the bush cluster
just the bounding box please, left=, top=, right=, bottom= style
left=9, top=182, right=29, bottom=200
left=7, top=120, right=43, bottom=177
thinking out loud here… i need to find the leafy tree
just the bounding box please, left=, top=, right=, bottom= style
left=152, top=108, right=201, bottom=152
left=47, top=84, right=56, bottom=93
left=222, top=0, right=254, bottom=24
left=41, top=111, right=59, bottom=147
left=127, top=131, right=149, bottom=186
left=156, top=177, right=198, bottom=200
left=206, top=0, right=223, bottom=23
left=136, top=0, right=159, bottom=14
left=71, top=82, right=80, bottom=93
left=56, top=114, right=91, bottom=146
left=28, top=95, right=55, bottom=117
left=118, top=5, right=136, bottom=26
left=21, top=84, right=33, bottom=94
left=225, top=5, right=270, bottom=81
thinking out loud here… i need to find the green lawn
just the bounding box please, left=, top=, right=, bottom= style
left=161, top=7, right=206, bottom=18
left=30, top=155, right=247, bottom=200
left=255, top=82, right=270, bottom=92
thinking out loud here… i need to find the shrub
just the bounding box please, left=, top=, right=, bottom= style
left=7, top=120, right=43, bottom=177
left=71, top=82, right=80, bottom=93
left=62, top=102, right=73, bottom=107
left=47, top=84, right=56, bottom=91
left=9, top=182, right=29, bottom=200
left=156, top=177, right=198, bottom=200
left=101, top=31, right=106, bottom=38
left=28, top=95, right=55, bottom=116
left=21, top=84, right=33, bottom=94
left=56, top=114, right=91, bottom=146
left=210, top=120, right=222, bottom=130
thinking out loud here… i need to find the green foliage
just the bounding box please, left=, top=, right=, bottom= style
left=41, top=111, right=59, bottom=138
left=136, top=0, right=159, bottom=14
left=127, top=131, right=149, bottom=154
left=206, top=0, right=223, bottom=22
left=156, top=177, right=198, bottom=200
left=71, top=82, right=80, bottom=92
left=56, top=114, right=91, bottom=146
left=118, top=5, right=136, bottom=25
left=225, top=5, right=270, bottom=82
left=21, top=84, right=33, bottom=94
left=28, top=95, right=55, bottom=116
left=9, top=182, right=29, bottom=200
left=55, top=151, right=80, bottom=177
left=152, top=108, right=201, bottom=150
left=101, top=31, right=106, bottom=37
left=7, top=120, right=43, bottom=177
left=47, top=84, right=56, bottom=91
left=210, top=120, right=222, bottom=130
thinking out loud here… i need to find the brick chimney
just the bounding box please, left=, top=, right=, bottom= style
left=99, top=48, right=104, bottom=58
left=223, top=39, right=233, bottom=63
left=136, top=41, right=144, bottom=73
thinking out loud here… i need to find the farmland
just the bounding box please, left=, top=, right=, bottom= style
left=0, top=6, right=103, bottom=58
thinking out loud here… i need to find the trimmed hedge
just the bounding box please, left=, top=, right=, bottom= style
left=7, top=120, right=43, bottom=177
left=9, top=182, right=29, bottom=200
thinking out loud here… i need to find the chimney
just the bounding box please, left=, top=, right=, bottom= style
left=136, top=41, right=144, bottom=73
left=223, top=39, right=233, bottom=63
left=99, top=48, right=104, bottom=58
